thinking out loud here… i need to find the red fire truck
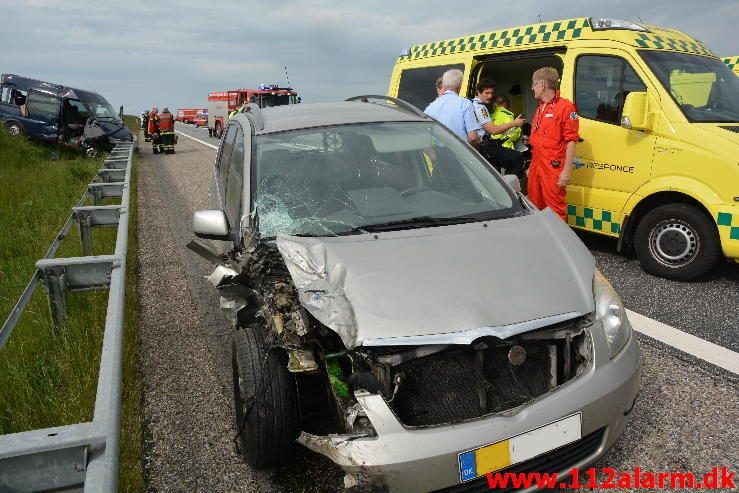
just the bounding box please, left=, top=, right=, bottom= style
left=176, top=108, right=206, bottom=124
left=207, top=84, right=299, bottom=138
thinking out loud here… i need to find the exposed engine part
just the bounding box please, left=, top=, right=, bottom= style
left=508, top=345, right=527, bottom=365
left=346, top=371, right=382, bottom=394
left=366, top=321, right=591, bottom=427
left=375, top=345, right=451, bottom=366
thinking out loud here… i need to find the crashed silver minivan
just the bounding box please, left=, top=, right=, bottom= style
left=190, top=97, right=641, bottom=492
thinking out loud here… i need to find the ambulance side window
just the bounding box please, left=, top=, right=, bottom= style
left=397, top=64, right=465, bottom=111
left=575, top=56, right=646, bottom=125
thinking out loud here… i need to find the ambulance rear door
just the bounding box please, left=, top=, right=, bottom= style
left=564, top=47, right=658, bottom=236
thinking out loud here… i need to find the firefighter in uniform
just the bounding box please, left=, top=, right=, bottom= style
left=471, top=79, right=526, bottom=178
left=147, top=107, right=160, bottom=154
left=141, top=110, right=150, bottom=141
left=158, top=107, right=176, bottom=154
left=528, top=67, right=580, bottom=221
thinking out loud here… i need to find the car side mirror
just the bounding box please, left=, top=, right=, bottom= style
left=621, top=92, right=650, bottom=131
left=503, top=174, right=521, bottom=194
left=193, top=209, right=230, bottom=240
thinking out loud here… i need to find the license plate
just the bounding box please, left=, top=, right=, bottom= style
left=458, top=413, right=582, bottom=482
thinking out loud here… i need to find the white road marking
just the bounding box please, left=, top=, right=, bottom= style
left=173, top=128, right=739, bottom=375
left=174, top=129, right=219, bottom=150
left=627, top=309, right=739, bottom=375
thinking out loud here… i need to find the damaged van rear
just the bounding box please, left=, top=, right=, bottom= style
left=190, top=97, right=641, bottom=492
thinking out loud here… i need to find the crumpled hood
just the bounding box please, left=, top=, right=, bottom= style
left=276, top=209, right=595, bottom=349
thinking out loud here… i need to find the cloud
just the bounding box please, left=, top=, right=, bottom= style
left=0, top=0, right=736, bottom=113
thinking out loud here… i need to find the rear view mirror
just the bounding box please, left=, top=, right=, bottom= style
left=503, top=174, right=521, bottom=194
left=193, top=209, right=230, bottom=240
left=621, top=92, right=650, bottom=131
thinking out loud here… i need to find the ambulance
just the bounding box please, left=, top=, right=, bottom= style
left=388, top=17, right=739, bottom=281
left=723, top=56, right=739, bottom=76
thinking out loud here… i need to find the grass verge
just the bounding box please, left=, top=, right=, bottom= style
left=0, top=123, right=142, bottom=491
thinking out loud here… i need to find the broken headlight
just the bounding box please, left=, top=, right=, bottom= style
left=593, top=269, right=632, bottom=358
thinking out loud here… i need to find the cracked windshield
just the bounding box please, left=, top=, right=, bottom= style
left=254, top=121, right=521, bottom=237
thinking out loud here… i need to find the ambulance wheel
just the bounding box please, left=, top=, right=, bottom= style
left=634, top=203, right=721, bottom=281
left=5, top=121, right=23, bottom=137
left=215, top=122, right=223, bottom=139
left=232, top=326, right=299, bottom=468
left=183, top=118, right=189, bottom=124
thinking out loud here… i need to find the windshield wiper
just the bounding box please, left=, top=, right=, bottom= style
left=353, top=215, right=481, bottom=233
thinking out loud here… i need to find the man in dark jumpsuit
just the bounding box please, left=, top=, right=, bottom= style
left=158, top=108, right=176, bottom=154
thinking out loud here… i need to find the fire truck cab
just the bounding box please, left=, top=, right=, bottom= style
left=207, top=84, right=298, bottom=138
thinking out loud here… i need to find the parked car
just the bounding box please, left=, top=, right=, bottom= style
left=0, top=74, right=133, bottom=157
left=193, top=110, right=208, bottom=128
left=189, top=97, right=641, bottom=492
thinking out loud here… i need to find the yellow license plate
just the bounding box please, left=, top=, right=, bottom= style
left=458, top=413, right=582, bottom=482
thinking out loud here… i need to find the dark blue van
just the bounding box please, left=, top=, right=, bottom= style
left=0, top=74, right=133, bottom=157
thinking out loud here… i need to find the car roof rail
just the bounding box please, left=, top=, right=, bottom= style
left=345, top=95, right=428, bottom=119
left=243, top=103, right=264, bottom=131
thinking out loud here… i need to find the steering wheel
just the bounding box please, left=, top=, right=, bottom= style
left=400, top=186, right=434, bottom=198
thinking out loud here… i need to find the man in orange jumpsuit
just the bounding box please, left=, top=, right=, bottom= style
left=527, top=67, right=579, bottom=221
left=147, top=107, right=160, bottom=154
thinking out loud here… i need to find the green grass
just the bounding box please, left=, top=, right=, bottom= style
left=0, top=124, right=142, bottom=491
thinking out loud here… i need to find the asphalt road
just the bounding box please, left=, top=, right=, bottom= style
left=137, top=124, right=738, bottom=492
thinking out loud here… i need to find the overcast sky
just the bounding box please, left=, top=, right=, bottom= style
left=1, top=0, right=737, bottom=114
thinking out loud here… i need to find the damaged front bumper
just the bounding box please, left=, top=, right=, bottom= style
left=299, top=323, right=641, bottom=492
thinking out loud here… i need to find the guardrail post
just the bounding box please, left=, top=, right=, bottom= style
left=91, top=187, right=103, bottom=206
left=41, top=266, right=68, bottom=327
left=76, top=211, right=93, bottom=256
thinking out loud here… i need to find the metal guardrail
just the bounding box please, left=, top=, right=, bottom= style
left=0, top=139, right=136, bottom=492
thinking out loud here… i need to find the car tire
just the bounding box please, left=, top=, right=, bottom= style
left=183, top=118, right=189, bottom=124
left=232, top=326, right=299, bottom=468
left=634, top=203, right=721, bottom=281
left=5, top=121, right=23, bottom=137
left=194, top=123, right=199, bottom=128
left=84, top=146, right=98, bottom=159
left=215, top=122, right=223, bottom=139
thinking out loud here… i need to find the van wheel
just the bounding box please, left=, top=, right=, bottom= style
left=634, top=203, right=720, bottom=281
left=232, top=326, right=299, bottom=468
left=84, top=146, right=98, bottom=159
left=5, top=122, right=22, bottom=137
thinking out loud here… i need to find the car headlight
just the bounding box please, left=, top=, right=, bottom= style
left=593, top=269, right=632, bottom=358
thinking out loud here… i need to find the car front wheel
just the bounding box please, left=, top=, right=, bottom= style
left=232, top=326, right=299, bottom=468
left=634, top=203, right=721, bottom=281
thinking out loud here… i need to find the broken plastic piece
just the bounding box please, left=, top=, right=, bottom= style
left=326, top=359, right=349, bottom=398
left=287, top=349, right=320, bottom=373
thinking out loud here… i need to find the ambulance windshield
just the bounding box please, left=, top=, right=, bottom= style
left=252, top=122, right=522, bottom=238
left=640, top=51, right=739, bottom=123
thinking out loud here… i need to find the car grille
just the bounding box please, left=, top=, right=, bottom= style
left=720, top=125, right=739, bottom=133
left=433, top=427, right=606, bottom=492
left=387, top=328, right=588, bottom=427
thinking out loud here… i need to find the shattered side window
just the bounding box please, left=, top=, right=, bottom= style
left=225, top=127, right=244, bottom=228
left=27, top=91, right=61, bottom=119
left=253, top=122, right=521, bottom=238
